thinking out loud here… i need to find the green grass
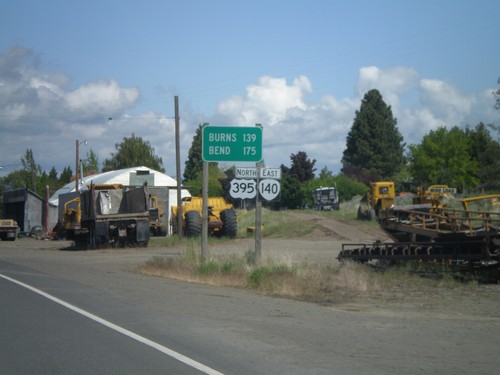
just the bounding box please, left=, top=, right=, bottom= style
left=236, top=208, right=317, bottom=238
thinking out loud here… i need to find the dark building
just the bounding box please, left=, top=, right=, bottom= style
left=3, top=188, right=44, bottom=233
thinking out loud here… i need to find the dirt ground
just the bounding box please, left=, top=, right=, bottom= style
left=5, top=212, right=500, bottom=320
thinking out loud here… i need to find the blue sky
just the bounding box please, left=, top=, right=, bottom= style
left=1, top=0, right=499, bottom=178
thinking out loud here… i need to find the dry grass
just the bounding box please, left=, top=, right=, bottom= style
left=140, top=209, right=479, bottom=305
left=136, top=248, right=472, bottom=305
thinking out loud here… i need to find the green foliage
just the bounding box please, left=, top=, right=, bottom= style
left=59, top=166, right=73, bottom=185
left=330, top=174, right=369, bottom=201
left=21, top=148, right=42, bottom=193
left=184, top=124, right=218, bottom=182
left=237, top=208, right=316, bottom=238
left=82, top=149, right=99, bottom=175
left=0, top=149, right=67, bottom=197
left=278, top=174, right=304, bottom=209
left=182, top=124, right=226, bottom=196
left=248, top=267, right=268, bottom=288
left=342, top=89, right=405, bottom=182
left=183, top=163, right=225, bottom=196
left=102, top=133, right=164, bottom=172
left=318, top=166, right=333, bottom=179
left=196, top=260, right=219, bottom=275
left=272, top=151, right=316, bottom=209
left=409, top=126, right=478, bottom=189
left=287, top=151, right=316, bottom=182
left=465, top=123, right=500, bottom=185
left=248, top=264, right=297, bottom=289
left=0, top=170, right=29, bottom=194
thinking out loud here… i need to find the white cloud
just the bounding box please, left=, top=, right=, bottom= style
left=419, top=79, right=475, bottom=121
left=217, top=75, right=312, bottom=126
left=214, top=67, right=499, bottom=173
left=215, top=76, right=358, bottom=171
left=0, top=47, right=151, bottom=175
left=356, top=66, right=419, bottom=110
left=1, top=46, right=498, bottom=178
left=65, top=80, right=139, bottom=114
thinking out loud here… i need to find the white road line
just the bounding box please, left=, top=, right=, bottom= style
left=0, top=273, right=224, bottom=375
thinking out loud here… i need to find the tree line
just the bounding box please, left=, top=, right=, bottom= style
left=1, top=82, right=499, bottom=209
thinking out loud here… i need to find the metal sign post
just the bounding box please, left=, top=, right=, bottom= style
left=202, top=160, right=208, bottom=262
left=255, top=162, right=262, bottom=264
left=201, top=124, right=265, bottom=263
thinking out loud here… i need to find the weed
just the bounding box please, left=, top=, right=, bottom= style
left=248, top=267, right=268, bottom=288
left=221, top=261, right=234, bottom=274
left=197, top=260, right=219, bottom=275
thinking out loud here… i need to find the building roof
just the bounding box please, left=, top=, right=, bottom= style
left=49, top=166, right=184, bottom=206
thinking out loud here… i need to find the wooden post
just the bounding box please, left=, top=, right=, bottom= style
left=174, top=96, right=183, bottom=237
left=201, top=123, right=209, bottom=261
left=75, top=139, right=79, bottom=192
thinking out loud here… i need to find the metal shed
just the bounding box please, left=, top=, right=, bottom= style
left=3, top=188, right=43, bottom=233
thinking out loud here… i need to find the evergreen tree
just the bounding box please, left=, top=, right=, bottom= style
left=21, top=148, right=42, bottom=193
left=318, top=166, right=333, bottom=179
left=102, top=134, right=164, bottom=172
left=82, top=149, right=99, bottom=175
left=289, top=151, right=316, bottom=183
left=341, top=89, right=405, bottom=182
left=59, top=166, right=73, bottom=185
left=47, top=167, right=59, bottom=191
left=183, top=124, right=221, bottom=182
left=183, top=125, right=204, bottom=181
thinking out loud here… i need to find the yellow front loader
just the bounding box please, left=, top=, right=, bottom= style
left=171, top=196, right=237, bottom=238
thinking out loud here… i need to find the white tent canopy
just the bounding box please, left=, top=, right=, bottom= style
left=49, top=166, right=190, bottom=207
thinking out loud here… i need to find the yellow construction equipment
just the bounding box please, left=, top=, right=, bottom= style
left=0, top=219, right=18, bottom=241
left=170, top=196, right=237, bottom=238
left=357, top=181, right=395, bottom=220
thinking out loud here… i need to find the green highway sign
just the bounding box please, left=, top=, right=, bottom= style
left=202, top=125, right=263, bottom=162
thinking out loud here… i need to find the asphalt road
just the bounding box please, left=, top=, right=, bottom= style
left=1, top=238, right=499, bottom=374
left=0, top=274, right=204, bottom=374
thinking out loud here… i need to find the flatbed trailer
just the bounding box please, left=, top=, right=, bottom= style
left=340, top=195, right=500, bottom=278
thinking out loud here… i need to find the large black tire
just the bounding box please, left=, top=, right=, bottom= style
left=171, top=215, right=178, bottom=235
left=357, top=206, right=365, bottom=220
left=185, top=211, right=202, bottom=237
left=220, top=208, right=237, bottom=239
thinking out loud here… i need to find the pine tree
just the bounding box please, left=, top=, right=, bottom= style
left=183, top=125, right=204, bottom=181
left=183, top=124, right=219, bottom=182
left=288, top=151, right=316, bottom=183
left=341, top=89, right=405, bottom=183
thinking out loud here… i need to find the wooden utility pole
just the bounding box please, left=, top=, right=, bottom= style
left=75, top=139, right=79, bottom=192
left=201, top=123, right=209, bottom=262
left=174, top=96, right=183, bottom=237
